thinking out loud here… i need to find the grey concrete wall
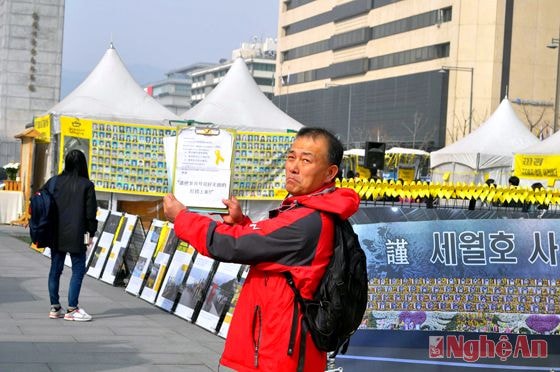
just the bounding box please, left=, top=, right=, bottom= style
left=0, top=0, right=64, bottom=140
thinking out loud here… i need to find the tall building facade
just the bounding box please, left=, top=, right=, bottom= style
left=274, top=0, right=559, bottom=149
left=0, top=0, right=64, bottom=144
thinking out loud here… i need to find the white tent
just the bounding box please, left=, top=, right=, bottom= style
left=430, top=98, right=540, bottom=185
left=42, top=44, right=180, bottom=202
left=515, top=129, right=560, bottom=155
left=48, top=44, right=180, bottom=125
left=182, top=58, right=303, bottom=131
left=182, top=58, right=304, bottom=221
left=386, top=147, right=429, bottom=156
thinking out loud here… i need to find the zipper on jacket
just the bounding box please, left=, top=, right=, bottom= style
left=252, top=305, right=262, bottom=368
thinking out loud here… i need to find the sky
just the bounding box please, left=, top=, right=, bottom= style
left=61, top=1, right=279, bottom=97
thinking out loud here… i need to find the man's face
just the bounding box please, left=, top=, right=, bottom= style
left=285, top=135, right=337, bottom=196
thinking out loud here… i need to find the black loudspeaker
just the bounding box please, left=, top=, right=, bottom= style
left=364, top=142, right=385, bottom=170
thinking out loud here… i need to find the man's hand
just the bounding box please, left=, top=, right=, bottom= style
left=221, top=196, right=244, bottom=225
left=163, top=194, right=187, bottom=222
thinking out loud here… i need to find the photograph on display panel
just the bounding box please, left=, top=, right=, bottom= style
left=87, top=212, right=123, bottom=279
left=86, top=208, right=110, bottom=264
left=126, top=220, right=165, bottom=296
left=195, top=262, right=242, bottom=333
left=155, top=241, right=197, bottom=312
left=231, top=131, right=294, bottom=200
left=174, top=254, right=217, bottom=322
left=218, top=265, right=250, bottom=338
left=100, top=214, right=139, bottom=286
left=139, top=226, right=179, bottom=304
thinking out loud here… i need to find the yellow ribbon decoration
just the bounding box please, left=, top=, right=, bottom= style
left=215, top=149, right=225, bottom=165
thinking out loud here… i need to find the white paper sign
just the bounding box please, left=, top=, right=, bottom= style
left=173, top=127, right=234, bottom=212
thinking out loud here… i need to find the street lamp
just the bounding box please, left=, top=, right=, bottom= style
left=547, top=29, right=559, bottom=133
left=439, top=66, right=474, bottom=134
left=325, top=83, right=352, bottom=149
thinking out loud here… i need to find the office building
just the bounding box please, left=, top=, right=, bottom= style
left=145, top=63, right=213, bottom=115
left=274, top=0, right=560, bottom=149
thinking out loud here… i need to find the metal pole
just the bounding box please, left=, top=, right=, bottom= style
left=553, top=36, right=560, bottom=133
left=468, top=67, right=473, bottom=133
left=346, top=85, right=352, bottom=149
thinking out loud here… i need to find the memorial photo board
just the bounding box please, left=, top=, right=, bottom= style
left=87, top=208, right=110, bottom=264
left=155, top=241, right=197, bottom=312
left=336, top=206, right=560, bottom=371
left=231, top=131, right=294, bottom=200
left=139, top=225, right=179, bottom=304
left=195, top=262, right=242, bottom=333
left=100, top=213, right=139, bottom=285
left=174, top=254, right=217, bottom=322
left=58, top=116, right=177, bottom=197
left=218, top=265, right=250, bottom=338
left=87, top=211, right=124, bottom=279
left=125, top=219, right=165, bottom=296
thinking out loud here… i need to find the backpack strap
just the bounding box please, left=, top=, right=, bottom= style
left=46, top=176, right=57, bottom=194
left=284, top=272, right=300, bottom=356
left=284, top=271, right=307, bottom=372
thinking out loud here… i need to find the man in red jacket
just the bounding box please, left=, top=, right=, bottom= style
left=163, top=127, right=360, bottom=371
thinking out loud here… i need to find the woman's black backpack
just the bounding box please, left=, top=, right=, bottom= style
left=284, top=217, right=368, bottom=367
left=29, top=178, right=58, bottom=248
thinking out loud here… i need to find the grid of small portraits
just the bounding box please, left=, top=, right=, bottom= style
left=90, top=122, right=176, bottom=195
left=232, top=132, right=295, bottom=200
left=367, top=277, right=559, bottom=314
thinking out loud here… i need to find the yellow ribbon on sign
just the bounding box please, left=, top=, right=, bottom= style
left=215, top=149, right=225, bottom=165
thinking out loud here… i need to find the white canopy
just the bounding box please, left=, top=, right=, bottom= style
left=343, top=148, right=365, bottom=157
left=386, top=147, right=429, bottom=155
left=182, top=58, right=303, bottom=131
left=48, top=44, right=179, bottom=125
left=515, top=129, right=560, bottom=155
left=430, top=98, right=540, bottom=184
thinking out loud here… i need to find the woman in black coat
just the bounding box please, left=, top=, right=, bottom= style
left=46, top=150, right=97, bottom=321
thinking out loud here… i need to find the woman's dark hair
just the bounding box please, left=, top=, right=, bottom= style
left=62, top=150, right=89, bottom=179
left=295, top=127, right=343, bottom=166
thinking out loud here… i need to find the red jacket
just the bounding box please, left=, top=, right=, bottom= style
left=173, top=185, right=360, bottom=371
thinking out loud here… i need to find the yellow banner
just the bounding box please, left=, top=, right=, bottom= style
left=60, top=116, right=92, bottom=139
left=59, top=117, right=93, bottom=172
left=513, top=154, right=560, bottom=180
left=33, top=114, right=51, bottom=143
left=397, top=167, right=415, bottom=183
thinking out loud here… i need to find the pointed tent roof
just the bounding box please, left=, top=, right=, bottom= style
left=182, top=58, right=303, bottom=131
left=48, top=44, right=179, bottom=124
left=516, top=129, right=560, bottom=155
left=430, top=98, right=540, bottom=169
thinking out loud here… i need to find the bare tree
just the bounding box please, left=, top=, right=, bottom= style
left=517, top=103, right=551, bottom=139
left=401, top=111, right=437, bottom=150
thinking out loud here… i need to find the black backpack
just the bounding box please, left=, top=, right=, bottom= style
left=29, top=177, right=58, bottom=248
left=284, top=217, right=368, bottom=366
